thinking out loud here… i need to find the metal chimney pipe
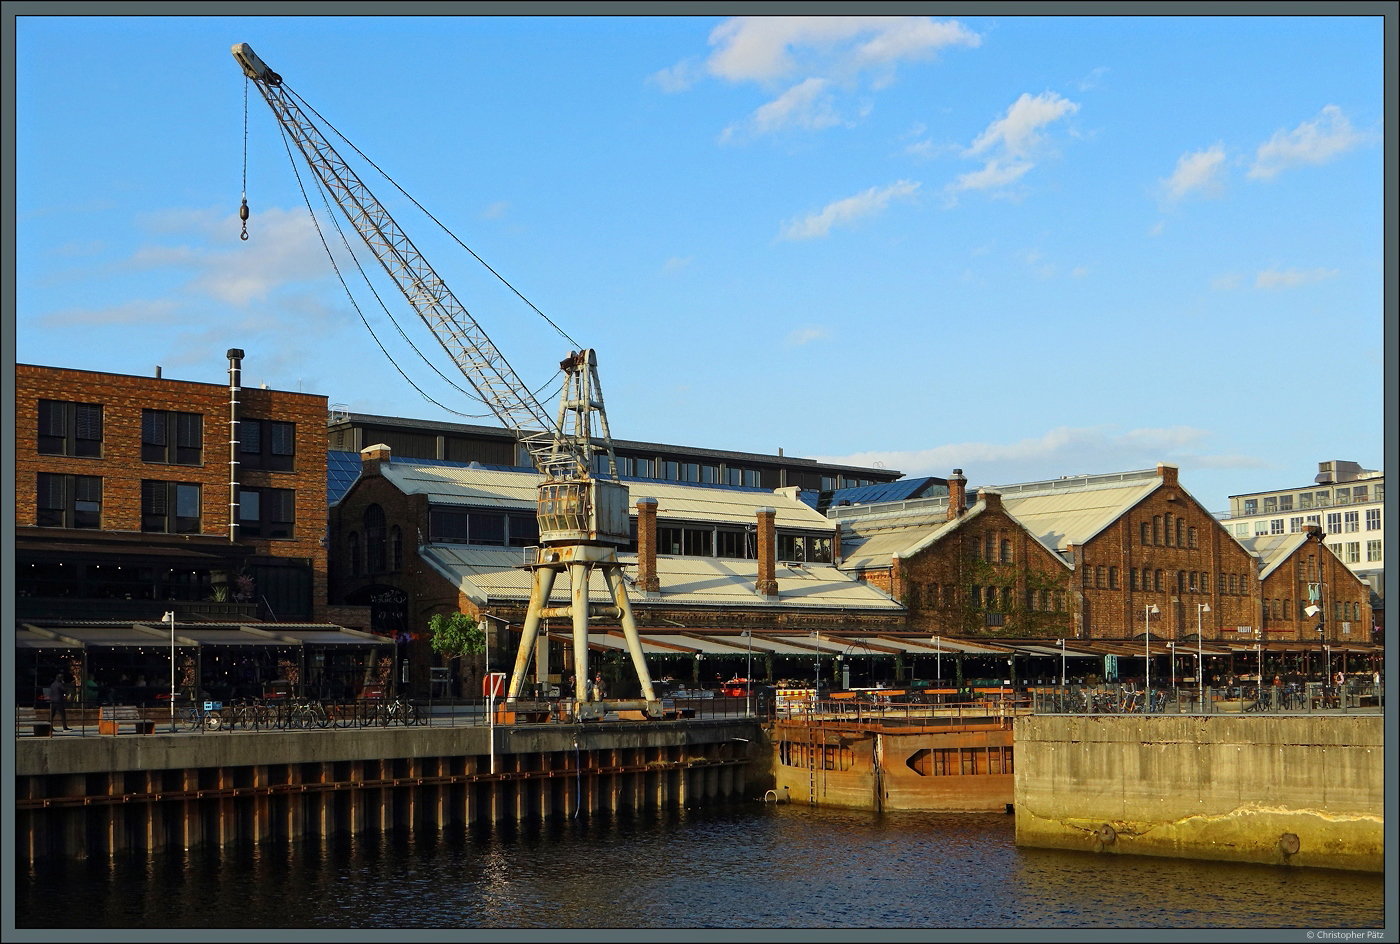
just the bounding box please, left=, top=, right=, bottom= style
left=227, top=349, right=245, bottom=542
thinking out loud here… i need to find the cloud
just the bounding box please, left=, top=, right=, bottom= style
left=785, top=325, right=829, bottom=347
left=1148, top=220, right=1165, bottom=237
left=1211, top=273, right=1242, bottom=291
left=1254, top=267, right=1339, bottom=290
left=662, top=255, right=693, bottom=273
left=35, top=298, right=184, bottom=328
left=480, top=201, right=510, bottom=220
left=949, top=158, right=1034, bottom=193
left=704, top=16, right=980, bottom=83
left=780, top=180, right=920, bottom=239
left=948, top=91, right=1078, bottom=197
left=724, top=77, right=842, bottom=141
left=661, top=17, right=980, bottom=138
left=817, top=425, right=1253, bottom=485
left=1161, top=144, right=1227, bottom=202
left=1248, top=105, right=1374, bottom=180
left=966, top=91, right=1079, bottom=160
left=1073, top=66, right=1109, bottom=92
left=1071, top=266, right=1090, bottom=279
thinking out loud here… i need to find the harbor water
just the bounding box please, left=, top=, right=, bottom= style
left=16, top=805, right=1385, bottom=929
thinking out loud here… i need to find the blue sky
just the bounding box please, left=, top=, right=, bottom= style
left=14, top=15, right=1385, bottom=510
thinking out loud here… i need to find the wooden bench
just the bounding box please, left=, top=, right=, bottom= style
left=17, top=707, right=52, bottom=737
left=99, top=706, right=156, bottom=735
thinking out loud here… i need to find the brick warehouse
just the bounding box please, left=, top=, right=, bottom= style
left=329, top=446, right=904, bottom=696
left=16, top=355, right=328, bottom=622
left=834, top=464, right=1373, bottom=645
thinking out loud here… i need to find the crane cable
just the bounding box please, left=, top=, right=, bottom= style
left=284, top=82, right=581, bottom=350
left=276, top=119, right=563, bottom=419
left=239, top=76, right=249, bottom=240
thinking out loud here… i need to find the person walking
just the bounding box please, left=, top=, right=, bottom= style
left=46, top=673, right=71, bottom=731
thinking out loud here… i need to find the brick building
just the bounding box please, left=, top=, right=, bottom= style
left=834, top=463, right=1374, bottom=646
left=15, top=354, right=328, bottom=622
left=329, top=445, right=903, bottom=694
left=1246, top=528, right=1374, bottom=644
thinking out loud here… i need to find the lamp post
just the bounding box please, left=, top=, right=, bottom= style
left=741, top=630, right=753, bottom=716
left=1144, top=603, right=1159, bottom=690
left=1195, top=602, right=1210, bottom=696
left=1168, top=641, right=1176, bottom=689
left=166, top=610, right=177, bottom=733
left=1253, top=628, right=1263, bottom=692
left=1056, top=638, right=1066, bottom=688
left=933, top=635, right=942, bottom=683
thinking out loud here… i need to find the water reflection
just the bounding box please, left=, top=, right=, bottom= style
left=18, top=806, right=1384, bottom=929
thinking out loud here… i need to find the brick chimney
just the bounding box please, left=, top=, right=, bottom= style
left=635, top=497, right=660, bottom=595
left=756, top=507, right=778, bottom=599
left=947, top=469, right=967, bottom=521
left=1157, top=463, right=1179, bottom=488
left=981, top=488, right=1001, bottom=512
left=361, top=443, right=392, bottom=477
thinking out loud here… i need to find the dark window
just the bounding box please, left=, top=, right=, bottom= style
left=1109, top=566, right=1119, bottom=590
left=1000, top=538, right=1012, bottom=563
left=1140, top=521, right=1150, bottom=545
left=1152, top=516, right=1162, bottom=545
left=508, top=515, right=539, bottom=547
left=364, top=504, right=386, bottom=572
left=469, top=513, right=506, bottom=546
left=808, top=536, right=832, bottom=563
left=348, top=532, right=360, bottom=577
left=36, top=473, right=102, bottom=528
left=1200, top=573, right=1208, bottom=593
left=658, top=526, right=683, bottom=555
left=38, top=400, right=103, bottom=457
left=777, top=534, right=804, bottom=562
left=1130, top=568, right=1139, bottom=591
left=1228, top=573, right=1237, bottom=595
left=1153, top=569, right=1163, bottom=592
left=390, top=526, right=403, bottom=572
left=971, top=585, right=982, bottom=607
left=1164, top=514, right=1174, bottom=546
left=239, top=486, right=294, bottom=538
left=1176, top=519, right=1185, bottom=547
left=142, top=409, right=203, bottom=464
left=1188, top=526, right=1198, bottom=549
left=984, top=533, right=995, bottom=561
left=1177, top=570, right=1186, bottom=593
left=430, top=509, right=468, bottom=544
left=1095, top=566, right=1105, bottom=589
left=239, top=419, right=296, bottom=471
left=141, top=480, right=201, bottom=533
left=683, top=528, right=713, bottom=556
left=717, top=531, right=745, bottom=559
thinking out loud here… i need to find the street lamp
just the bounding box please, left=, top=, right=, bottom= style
left=932, top=634, right=942, bottom=683
left=1195, top=603, right=1210, bottom=696
left=1055, top=638, right=1066, bottom=688
left=166, top=610, right=177, bottom=733
left=741, top=630, right=753, bottom=716
left=1253, top=628, right=1263, bottom=690
left=1144, top=604, right=1159, bottom=690
left=1167, top=641, right=1176, bottom=689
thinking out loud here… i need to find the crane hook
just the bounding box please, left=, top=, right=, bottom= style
left=239, top=197, right=250, bottom=240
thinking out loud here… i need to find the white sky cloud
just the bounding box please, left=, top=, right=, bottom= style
left=480, top=201, right=510, bottom=220
left=817, top=425, right=1260, bottom=486
left=704, top=16, right=980, bottom=83
left=966, top=91, right=1080, bottom=160
left=1162, top=144, right=1227, bottom=201
left=36, top=298, right=183, bottom=328
left=949, top=158, right=1034, bottom=193
left=1248, top=105, right=1373, bottom=180
left=785, top=325, right=829, bottom=346
left=780, top=180, right=920, bottom=239
left=725, top=77, right=841, bottom=140
left=662, top=255, right=693, bottom=273
left=1254, top=267, right=1339, bottom=289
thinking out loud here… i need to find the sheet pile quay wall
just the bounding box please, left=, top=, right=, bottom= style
left=16, top=721, right=765, bottom=861
left=1013, top=715, right=1382, bottom=872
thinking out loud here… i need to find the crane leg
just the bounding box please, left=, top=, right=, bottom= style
left=570, top=562, right=591, bottom=709
left=506, top=564, right=556, bottom=701
left=602, top=565, right=656, bottom=704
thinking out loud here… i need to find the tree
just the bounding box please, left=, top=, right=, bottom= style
left=428, top=612, right=485, bottom=663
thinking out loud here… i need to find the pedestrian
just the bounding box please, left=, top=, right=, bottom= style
left=46, top=673, right=71, bottom=731
left=594, top=673, right=605, bottom=700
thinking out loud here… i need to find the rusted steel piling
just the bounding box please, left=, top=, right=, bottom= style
left=16, top=721, right=763, bottom=861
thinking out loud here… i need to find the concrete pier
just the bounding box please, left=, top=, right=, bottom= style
left=1012, top=715, right=1383, bottom=872
left=16, top=720, right=764, bottom=861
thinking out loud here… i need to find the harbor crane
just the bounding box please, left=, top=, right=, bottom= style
left=233, top=43, right=659, bottom=721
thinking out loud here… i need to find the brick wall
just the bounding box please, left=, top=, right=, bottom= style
left=1259, top=533, right=1374, bottom=642
left=17, top=363, right=328, bottom=608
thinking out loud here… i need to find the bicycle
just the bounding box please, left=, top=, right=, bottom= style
left=180, top=700, right=224, bottom=732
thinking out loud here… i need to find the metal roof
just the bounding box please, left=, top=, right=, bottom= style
left=419, top=545, right=902, bottom=612
left=16, top=622, right=385, bottom=649
left=1236, top=531, right=1311, bottom=580
left=379, top=460, right=834, bottom=529
left=998, top=479, right=1162, bottom=552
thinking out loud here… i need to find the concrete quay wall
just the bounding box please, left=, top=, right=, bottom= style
left=1013, top=715, right=1383, bottom=872
left=16, top=720, right=765, bottom=861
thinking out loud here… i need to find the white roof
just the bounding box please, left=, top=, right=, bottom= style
left=420, top=545, right=902, bottom=612
left=1237, top=531, right=1311, bottom=580
left=379, top=461, right=831, bottom=529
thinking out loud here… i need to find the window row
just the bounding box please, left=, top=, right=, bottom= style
left=1130, top=568, right=1215, bottom=594
left=346, top=521, right=404, bottom=576
left=972, top=533, right=1015, bottom=563
left=1139, top=515, right=1199, bottom=549
left=37, top=400, right=297, bottom=470
left=429, top=508, right=540, bottom=547
left=34, top=473, right=295, bottom=537
left=1243, top=484, right=1381, bottom=516
left=1327, top=541, right=1371, bottom=565
left=1262, top=599, right=1363, bottom=623
left=593, top=454, right=766, bottom=488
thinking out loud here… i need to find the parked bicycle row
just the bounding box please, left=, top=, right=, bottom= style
left=1031, top=681, right=1384, bottom=714
left=175, top=696, right=427, bottom=731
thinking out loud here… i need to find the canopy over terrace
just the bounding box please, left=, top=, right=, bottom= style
left=14, top=621, right=389, bottom=705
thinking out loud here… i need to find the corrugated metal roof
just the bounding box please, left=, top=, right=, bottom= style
left=419, top=545, right=902, bottom=611
left=380, top=460, right=833, bottom=529
left=998, top=480, right=1161, bottom=551
left=1236, top=531, right=1310, bottom=580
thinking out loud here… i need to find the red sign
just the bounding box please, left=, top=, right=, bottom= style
left=483, top=672, right=506, bottom=697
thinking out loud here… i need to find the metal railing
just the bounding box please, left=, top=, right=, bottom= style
left=1030, top=681, right=1384, bottom=715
